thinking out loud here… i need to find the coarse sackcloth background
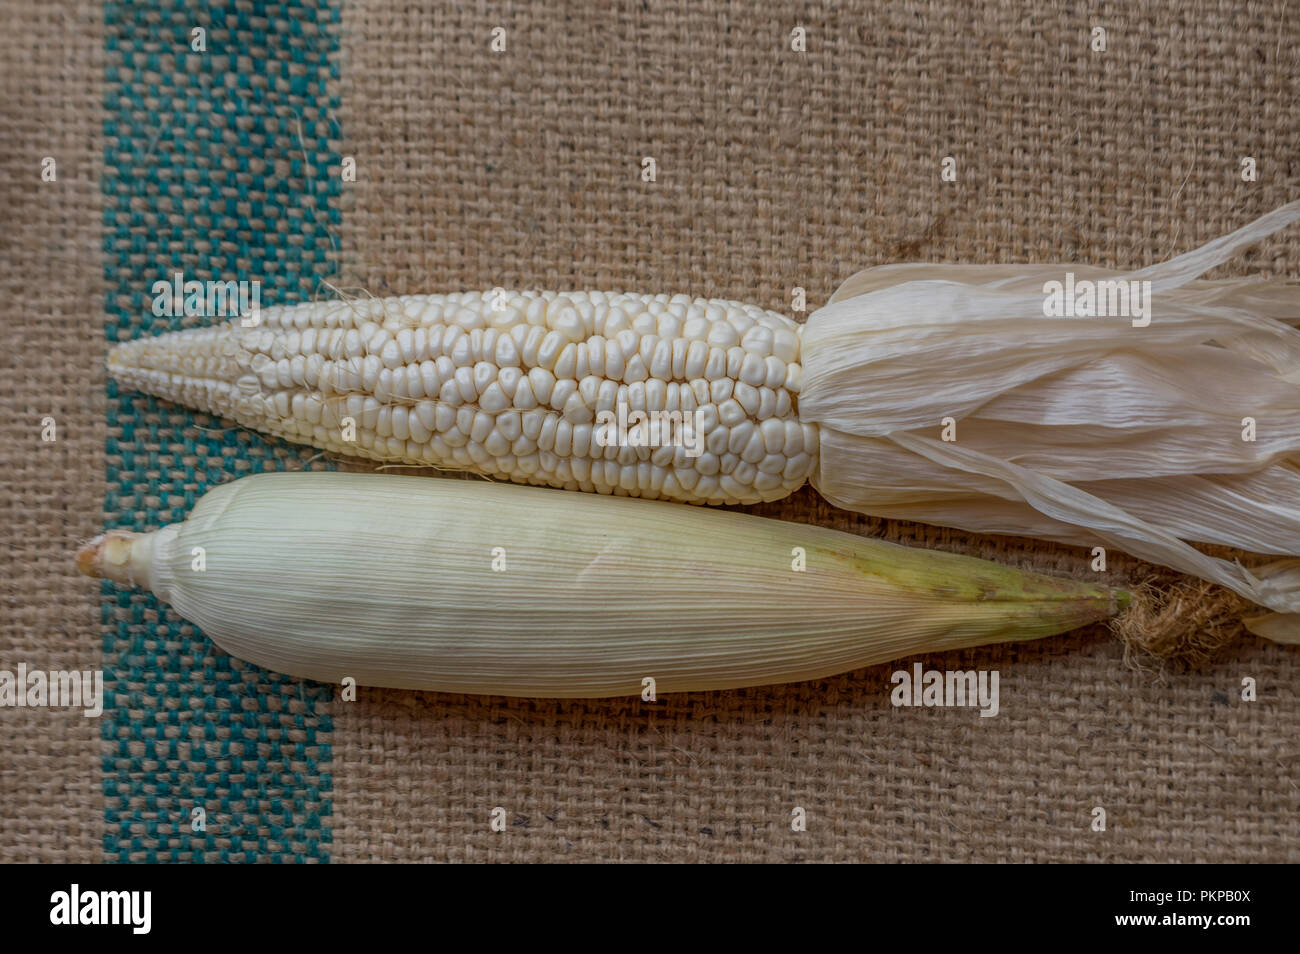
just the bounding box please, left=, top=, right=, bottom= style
left=0, top=0, right=1296, bottom=862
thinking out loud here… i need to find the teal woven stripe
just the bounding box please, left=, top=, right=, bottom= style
left=102, top=1, right=341, bottom=862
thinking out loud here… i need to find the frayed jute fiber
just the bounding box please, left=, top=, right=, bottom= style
left=1, top=0, right=1298, bottom=862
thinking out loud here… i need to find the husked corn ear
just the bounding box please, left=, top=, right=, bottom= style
left=76, top=472, right=1127, bottom=697
left=109, top=291, right=815, bottom=506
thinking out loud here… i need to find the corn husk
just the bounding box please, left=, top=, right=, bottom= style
left=77, top=472, right=1125, bottom=697
left=801, top=201, right=1300, bottom=638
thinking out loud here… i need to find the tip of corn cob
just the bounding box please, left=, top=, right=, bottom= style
left=76, top=530, right=150, bottom=588
left=75, top=533, right=106, bottom=578
left=107, top=326, right=245, bottom=424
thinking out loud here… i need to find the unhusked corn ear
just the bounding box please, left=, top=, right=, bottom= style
left=76, top=472, right=1128, bottom=697
left=108, top=291, right=816, bottom=506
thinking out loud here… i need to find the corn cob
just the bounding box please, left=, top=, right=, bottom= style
left=76, top=472, right=1126, bottom=697
left=106, top=203, right=1300, bottom=635
left=109, top=292, right=815, bottom=506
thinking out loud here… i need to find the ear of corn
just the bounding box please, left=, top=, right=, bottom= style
left=76, top=472, right=1126, bottom=697
left=108, top=292, right=816, bottom=506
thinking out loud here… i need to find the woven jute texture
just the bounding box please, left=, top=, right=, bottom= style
left=0, top=0, right=105, bottom=863
left=95, top=1, right=340, bottom=862
left=329, top=0, right=1299, bottom=862
left=2, top=0, right=1298, bottom=865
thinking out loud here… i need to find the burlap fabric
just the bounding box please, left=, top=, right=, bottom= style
left=1, top=0, right=1296, bottom=862
left=0, top=0, right=104, bottom=863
